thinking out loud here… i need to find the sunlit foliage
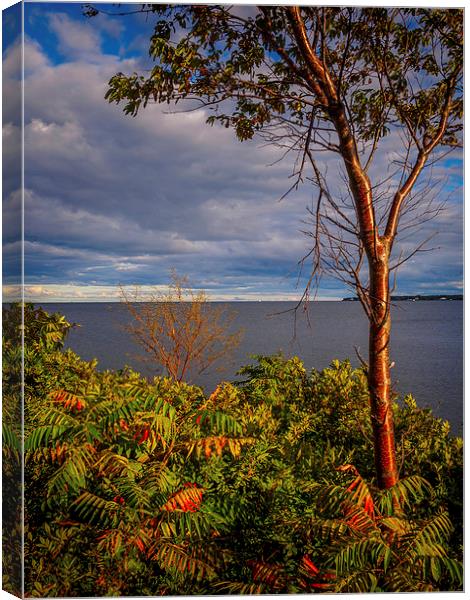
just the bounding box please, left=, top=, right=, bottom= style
left=2, top=304, right=460, bottom=595
left=121, top=271, right=243, bottom=382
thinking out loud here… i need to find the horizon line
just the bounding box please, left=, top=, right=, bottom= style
left=2, top=284, right=462, bottom=304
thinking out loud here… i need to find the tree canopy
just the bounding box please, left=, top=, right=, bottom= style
left=103, top=6, right=462, bottom=146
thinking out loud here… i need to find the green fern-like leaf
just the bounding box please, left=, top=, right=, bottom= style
left=213, top=581, right=270, bottom=594
left=334, top=569, right=379, bottom=593
left=25, top=424, right=72, bottom=450
left=72, top=491, right=123, bottom=527
left=152, top=542, right=217, bottom=581
left=194, top=410, right=242, bottom=436
left=375, top=476, right=432, bottom=514
left=47, top=445, right=95, bottom=496
left=333, top=538, right=389, bottom=575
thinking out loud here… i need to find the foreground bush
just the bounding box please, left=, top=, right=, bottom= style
left=3, top=305, right=462, bottom=595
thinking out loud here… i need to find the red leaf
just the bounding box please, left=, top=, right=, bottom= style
left=301, top=555, right=319, bottom=576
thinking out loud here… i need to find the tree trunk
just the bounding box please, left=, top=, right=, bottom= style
left=368, top=243, right=399, bottom=489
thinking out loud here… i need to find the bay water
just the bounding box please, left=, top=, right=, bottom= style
left=40, top=301, right=463, bottom=433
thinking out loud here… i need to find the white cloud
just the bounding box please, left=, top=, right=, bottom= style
left=26, top=118, right=94, bottom=158
left=2, top=37, right=22, bottom=80
left=47, top=12, right=102, bottom=61
left=24, top=35, right=51, bottom=74
left=16, top=283, right=337, bottom=303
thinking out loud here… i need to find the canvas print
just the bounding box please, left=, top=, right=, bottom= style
left=2, top=2, right=463, bottom=596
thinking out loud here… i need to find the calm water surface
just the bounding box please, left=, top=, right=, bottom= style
left=41, top=301, right=463, bottom=433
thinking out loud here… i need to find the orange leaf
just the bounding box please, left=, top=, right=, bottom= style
left=162, top=485, right=203, bottom=512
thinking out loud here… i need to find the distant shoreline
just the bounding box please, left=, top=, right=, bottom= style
left=342, top=294, right=463, bottom=302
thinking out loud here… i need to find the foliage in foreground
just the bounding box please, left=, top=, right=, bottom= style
left=2, top=304, right=462, bottom=596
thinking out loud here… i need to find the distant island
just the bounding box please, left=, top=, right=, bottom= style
left=342, top=294, right=463, bottom=302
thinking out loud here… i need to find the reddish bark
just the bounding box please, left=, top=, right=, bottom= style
left=367, top=241, right=398, bottom=489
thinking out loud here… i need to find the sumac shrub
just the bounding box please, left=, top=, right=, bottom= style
left=5, top=306, right=460, bottom=595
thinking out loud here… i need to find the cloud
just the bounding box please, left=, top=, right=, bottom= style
left=47, top=12, right=102, bottom=60
left=3, top=7, right=462, bottom=302
left=24, top=35, right=51, bottom=74
left=3, top=38, right=22, bottom=129
left=16, top=283, right=324, bottom=303
left=18, top=35, right=310, bottom=297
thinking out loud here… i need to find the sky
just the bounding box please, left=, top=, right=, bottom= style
left=2, top=2, right=464, bottom=302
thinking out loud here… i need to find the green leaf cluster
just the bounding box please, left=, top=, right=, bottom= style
left=103, top=6, right=462, bottom=147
